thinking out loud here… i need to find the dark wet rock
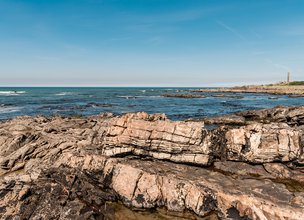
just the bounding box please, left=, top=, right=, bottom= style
left=191, top=105, right=304, bottom=127
left=0, top=166, right=117, bottom=219
left=289, top=94, right=304, bottom=98
left=161, top=94, right=206, bottom=98
left=0, top=103, right=15, bottom=107
left=222, top=102, right=242, bottom=107
left=213, top=161, right=272, bottom=178
left=237, top=105, right=304, bottom=125
left=85, top=102, right=115, bottom=108
left=211, top=94, right=244, bottom=99
left=172, top=113, right=207, bottom=121
left=263, top=163, right=304, bottom=186
left=199, top=115, right=246, bottom=126
left=214, top=161, right=304, bottom=191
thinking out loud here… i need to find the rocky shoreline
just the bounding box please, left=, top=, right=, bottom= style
left=1, top=107, right=304, bottom=219
left=193, top=84, right=304, bottom=96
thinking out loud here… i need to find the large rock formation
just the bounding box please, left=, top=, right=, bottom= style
left=0, top=106, right=304, bottom=219
left=225, top=123, right=301, bottom=163
left=100, top=112, right=211, bottom=165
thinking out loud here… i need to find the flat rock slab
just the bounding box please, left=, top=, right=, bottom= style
left=109, top=158, right=304, bottom=219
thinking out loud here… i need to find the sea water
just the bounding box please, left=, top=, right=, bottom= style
left=0, top=87, right=303, bottom=120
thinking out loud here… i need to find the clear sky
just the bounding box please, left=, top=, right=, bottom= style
left=0, top=0, right=303, bottom=86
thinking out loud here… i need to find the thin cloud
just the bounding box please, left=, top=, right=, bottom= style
left=252, top=51, right=266, bottom=56
left=144, top=36, right=164, bottom=46
left=126, top=23, right=178, bottom=33
left=264, top=59, right=291, bottom=72
left=216, top=20, right=245, bottom=40
left=143, top=7, right=225, bottom=23
left=276, top=24, right=304, bottom=36
left=108, top=36, right=132, bottom=42
left=270, top=21, right=304, bottom=37
left=285, top=29, right=304, bottom=36
left=250, top=29, right=262, bottom=39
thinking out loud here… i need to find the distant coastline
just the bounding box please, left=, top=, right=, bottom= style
left=193, top=81, right=304, bottom=97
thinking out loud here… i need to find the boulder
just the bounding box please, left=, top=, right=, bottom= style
left=225, top=123, right=302, bottom=163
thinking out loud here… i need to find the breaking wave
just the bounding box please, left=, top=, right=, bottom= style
left=0, top=106, right=21, bottom=113
left=55, top=92, right=76, bottom=96
left=0, top=91, right=26, bottom=96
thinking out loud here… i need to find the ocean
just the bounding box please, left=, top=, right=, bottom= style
left=0, top=87, right=304, bottom=121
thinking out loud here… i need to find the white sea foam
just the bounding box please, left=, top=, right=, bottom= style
left=0, top=91, right=26, bottom=96
left=137, top=95, right=161, bottom=98
left=117, top=96, right=136, bottom=99
left=55, top=92, right=75, bottom=96
left=117, top=95, right=161, bottom=99
left=0, top=106, right=21, bottom=113
left=148, top=96, right=161, bottom=98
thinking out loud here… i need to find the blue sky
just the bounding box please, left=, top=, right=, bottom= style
left=0, top=0, right=303, bottom=86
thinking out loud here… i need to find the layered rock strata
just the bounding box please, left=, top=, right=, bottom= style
left=0, top=106, right=304, bottom=219
left=100, top=112, right=211, bottom=165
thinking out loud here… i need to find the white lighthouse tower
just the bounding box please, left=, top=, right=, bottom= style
left=287, top=72, right=291, bottom=83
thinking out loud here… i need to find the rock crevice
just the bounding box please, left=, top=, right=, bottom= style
left=0, top=106, right=304, bottom=219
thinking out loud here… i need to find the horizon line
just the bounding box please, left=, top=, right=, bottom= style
left=0, top=81, right=275, bottom=88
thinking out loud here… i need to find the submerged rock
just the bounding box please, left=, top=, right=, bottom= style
left=162, top=94, right=206, bottom=98
left=211, top=94, right=244, bottom=99
left=196, top=114, right=246, bottom=125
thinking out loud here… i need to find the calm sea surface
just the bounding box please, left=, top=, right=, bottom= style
left=0, top=87, right=304, bottom=120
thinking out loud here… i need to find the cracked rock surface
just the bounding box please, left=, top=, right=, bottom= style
left=0, top=106, right=304, bottom=219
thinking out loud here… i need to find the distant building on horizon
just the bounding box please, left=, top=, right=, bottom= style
left=287, top=72, right=291, bottom=83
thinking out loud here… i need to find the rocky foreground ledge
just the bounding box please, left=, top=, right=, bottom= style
left=1, top=107, right=304, bottom=219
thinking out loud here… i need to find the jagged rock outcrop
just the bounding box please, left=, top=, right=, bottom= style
left=0, top=165, right=117, bottom=219
left=0, top=107, right=304, bottom=219
left=100, top=112, right=211, bottom=165
left=98, top=111, right=303, bottom=165
left=237, top=105, right=304, bottom=125
left=225, top=123, right=302, bottom=163
left=108, top=158, right=304, bottom=220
